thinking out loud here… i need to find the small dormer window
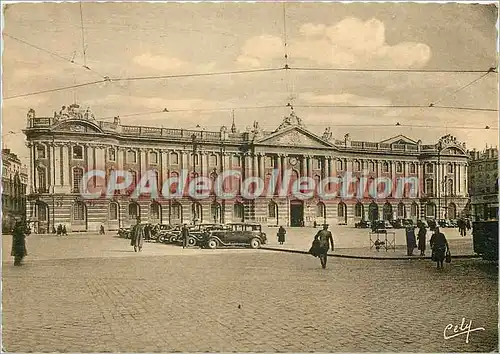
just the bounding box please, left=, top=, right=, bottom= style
left=72, top=145, right=83, bottom=160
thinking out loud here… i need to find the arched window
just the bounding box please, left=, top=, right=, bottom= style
left=337, top=160, right=343, bottom=171
left=72, top=167, right=84, bottom=192
left=170, top=152, right=179, bottom=165
left=37, top=144, right=47, bottom=159
left=426, top=163, right=434, bottom=173
left=233, top=155, right=242, bottom=167
left=150, top=202, right=160, bottom=220
left=209, top=154, right=218, bottom=166
left=72, top=201, right=86, bottom=221
left=396, top=162, right=403, bottom=173
left=268, top=201, right=277, bottom=218
left=425, top=179, right=434, bottom=195
left=355, top=202, right=363, bottom=218
left=149, top=151, right=158, bottom=164
left=72, top=145, right=83, bottom=160
left=446, top=179, right=453, bottom=196
left=108, top=148, right=116, bottom=161
left=316, top=202, right=326, bottom=218
left=397, top=202, right=406, bottom=218
left=337, top=202, right=346, bottom=217
left=383, top=202, right=393, bottom=221
left=127, top=150, right=137, bottom=163
left=191, top=153, right=199, bottom=166
left=109, top=202, right=119, bottom=220
left=447, top=163, right=453, bottom=174
left=171, top=202, right=182, bottom=219
left=354, top=160, right=361, bottom=172
left=369, top=202, right=379, bottom=222
left=382, top=162, right=389, bottom=173
left=411, top=202, right=418, bottom=217
left=426, top=202, right=436, bottom=218
left=369, top=161, right=375, bottom=172
left=192, top=202, right=202, bottom=222
left=233, top=202, right=244, bottom=221
left=128, top=202, right=140, bottom=220
left=409, top=162, right=416, bottom=174
left=210, top=202, right=221, bottom=223
left=37, top=166, right=47, bottom=192
left=448, top=203, right=457, bottom=219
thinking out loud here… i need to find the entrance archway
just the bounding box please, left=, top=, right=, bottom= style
left=290, top=200, right=304, bottom=227
left=337, top=202, right=347, bottom=224
left=383, top=202, right=393, bottom=221
left=268, top=201, right=278, bottom=226
left=36, top=201, right=49, bottom=234
left=448, top=203, right=457, bottom=219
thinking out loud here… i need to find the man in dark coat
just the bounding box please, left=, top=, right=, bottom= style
left=430, top=227, right=449, bottom=269
left=181, top=224, right=189, bottom=249
left=130, top=218, right=144, bottom=252
left=11, top=217, right=30, bottom=266
left=314, top=224, right=334, bottom=269
left=277, top=226, right=286, bottom=244
left=417, top=224, right=427, bottom=256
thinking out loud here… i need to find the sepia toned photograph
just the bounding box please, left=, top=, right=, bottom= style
left=1, top=1, right=498, bottom=352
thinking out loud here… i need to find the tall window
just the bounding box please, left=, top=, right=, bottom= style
left=397, top=202, right=405, bottom=218
left=411, top=202, right=418, bottom=217
left=109, top=202, right=119, bottom=220
left=426, top=163, right=434, bottom=173
left=426, top=203, right=435, bottom=218
left=210, top=202, right=221, bottom=222
left=369, top=161, right=375, bottom=172
left=37, top=167, right=47, bottom=192
left=171, top=202, right=182, bottom=219
left=191, top=153, right=199, bottom=166
left=127, top=150, right=137, bottom=163
left=37, top=144, right=46, bottom=159
left=354, top=160, right=361, bottom=172
left=447, top=163, right=453, bottom=174
left=192, top=202, right=202, bottom=222
left=37, top=202, right=48, bottom=221
left=425, top=179, right=434, bottom=195
left=446, top=179, right=453, bottom=195
left=396, top=162, right=403, bottom=173
left=233, top=155, right=242, bottom=167
left=337, top=202, right=346, bottom=217
left=209, top=154, right=218, bottom=166
left=233, top=202, right=244, bottom=220
left=108, top=148, right=116, bottom=161
left=150, top=202, right=160, bottom=219
left=337, top=160, right=343, bottom=171
left=149, top=151, right=158, bottom=164
left=382, top=162, right=389, bottom=173
left=268, top=201, right=277, bottom=218
left=409, top=162, right=416, bottom=174
left=316, top=202, right=326, bottom=218
left=72, top=202, right=85, bottom=221
left=128, top=202, right=139, bottom=219
left=355, top=203, right=363, bottom=218
left=73, top=167, right=84, bottom=192
left=170, top=152, right=179, bottom=165
left=72, top=145, right=83, bottom=159
left=129, top=171, right=137, bottom=188
left=264, top=156, right=273, bottom=168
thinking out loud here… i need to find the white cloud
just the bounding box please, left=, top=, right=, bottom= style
left=300, top=92, right=391, bottom=106
left=238, top=17, right=431, bottom=69
left=133, top=52, right=186, bottom=70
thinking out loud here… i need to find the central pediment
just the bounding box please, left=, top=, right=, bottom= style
left=51, top=119, right=103, bottom=134
left=255, top=126, right=333, bottom=148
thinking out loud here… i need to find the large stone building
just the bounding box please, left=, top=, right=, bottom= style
left=24, top=104, right=470, bottom=232
left=2, top=148, right=28, bottom=233
left=468, top=147, right=498, bottom=220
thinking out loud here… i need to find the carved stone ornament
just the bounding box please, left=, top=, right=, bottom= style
left=54, top=104, right=96, bottom=121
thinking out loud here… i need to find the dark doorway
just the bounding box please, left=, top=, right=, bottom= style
left=290, top=200, right=304, bottom=227
left=369, top=202, right=379, bottom=222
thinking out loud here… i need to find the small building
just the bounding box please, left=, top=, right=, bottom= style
left=468, top=147, right=499, bottom=220
left=2, top=149, right=28, bottom=233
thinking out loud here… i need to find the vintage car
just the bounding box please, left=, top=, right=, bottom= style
left=354, top=220, right=371, bottom=229
left=118, top=227, right=131, bottom=239
left=201, top=222, right=267, bottom=249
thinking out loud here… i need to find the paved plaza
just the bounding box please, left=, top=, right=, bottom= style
left=2, top=230, right=498, bottom=352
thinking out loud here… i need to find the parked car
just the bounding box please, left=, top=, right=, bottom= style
left=355, top=220, right=371, bottom=229
left=390, top=219, right=404, bottom=229
left=201, top=222, right=267, bottom=249
left=118, top=227, right=131, bottom=239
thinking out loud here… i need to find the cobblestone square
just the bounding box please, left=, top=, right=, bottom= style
left=2, top=233, right=498, bottom=352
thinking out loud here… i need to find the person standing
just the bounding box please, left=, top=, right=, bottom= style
left=100, top=225, right=105, bottom=235
left=405, top=226, right=417, bottom=256
left=277, top=226, right=286, bottom=245
left=131, top=218, right=144, bottom=252
left=62, top=225, right=67, bottom=236
left=417, top=224, right=427, bottom=256
left=314, top=224, right=334, bottom=269
left=11, top=217, right=30, bottom=266
left=181, top=224, right=189, bottom=249
left=430, top=227, right=449, bottom=269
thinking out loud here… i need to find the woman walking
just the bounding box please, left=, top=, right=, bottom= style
left=430, top=227, right=449, bottom=269
left=11, top=217, right=30, bottom=266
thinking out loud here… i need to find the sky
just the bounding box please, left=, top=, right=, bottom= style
left=2, top=1, right=498, bottom=165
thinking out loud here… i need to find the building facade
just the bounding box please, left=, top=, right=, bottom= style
left=24, top=104, right=470, bottom=233
left=468, top=147, right=499, bottom=220
left=2, top=149, right=28, bottom=233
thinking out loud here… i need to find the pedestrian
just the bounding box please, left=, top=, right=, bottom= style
left=277, top=226, right=286, bottom=245
left=466, top=219, right=471, bottom=231
left=417, top=224, right=427, bottom=256
left=57, top=224, right=62, bottom=236
left=430, top=227, right=449, bottom=270
left=181, top=224, right=189, bottom=249
left=405, top=226, right=417, bottom=256
left=11, top=217, right=30, bottom=266
left=62, top=225, right=67, bottom=236
left=458, top=218, right=466, bottom=237
left=313, top=224, right=334, bottom=269
left=100, top=225, right=105, bottom=235
left=130, top=218, right=144, bottom=252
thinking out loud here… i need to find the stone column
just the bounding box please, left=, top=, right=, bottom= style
left=160, top=150, right=168, bottom=185
left=62, top=144, right=70, bottom=190
left=28, top=143, right=34, bottom=193
left=307, top=155, right=313, bottom=177
left=87, top=145, right=95, bottom=187
left=258, top=153, right=265, bottom=178
left=327, top=157, right=332, bottom=178
left=95, top=146, right=106, bottom=189
left=53, top=144, right=62, bottom=187
left=201, top=152, right=209, bottom=177
left=301, top=156, right=306, bottom=177
left=464, top=165, right=468, bottom=196
left=252, top=153, right=258, bottom=177
left=140, top=149, right=147, bottom=179
left=276, top=154, right=282, bottom=184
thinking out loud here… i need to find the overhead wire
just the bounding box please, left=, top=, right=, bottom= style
left=79, top=1, right=87, bottom=67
